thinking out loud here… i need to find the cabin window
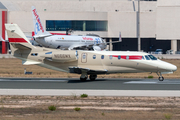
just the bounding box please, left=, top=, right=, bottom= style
left=101, top=55, right=104, bottom=59
left=126, top=56, right=129, bottom=60
left=31, top=53, right=38, bottom=56
left=93, top=55, right=96, bottom=59
left=118, top=55, right=121, bottom=60
left=82, top=54, right=86, bottom=59
left=145, top=55, right=150, bottom=60
left=109, top=55, right=113, bottom=59
left=148, top=55, right=157, bottom=60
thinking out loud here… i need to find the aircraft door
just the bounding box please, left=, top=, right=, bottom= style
left=81, top=53, right=87, bottom=63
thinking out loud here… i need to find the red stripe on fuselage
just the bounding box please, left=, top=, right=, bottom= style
left=8, top=38, right=28, bottom=43
left=129, top=56, right=142, bottom=60
left=112, top=55, right=142, bottom=60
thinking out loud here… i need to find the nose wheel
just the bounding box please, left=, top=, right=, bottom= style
left=158, top=77, right=164, bottom=81
left=157, top=72, right=164, bottom=81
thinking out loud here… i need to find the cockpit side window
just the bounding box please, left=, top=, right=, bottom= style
left=142, top=56, right=145, bottom=60
left=145, top=55, right=150, bottom=60
left=148, top=55, right=157, bottom=60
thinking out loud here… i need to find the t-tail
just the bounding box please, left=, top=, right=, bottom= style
left=5, top=24, right=35, bottom=57
left=31, top=6, right=51, bottom=37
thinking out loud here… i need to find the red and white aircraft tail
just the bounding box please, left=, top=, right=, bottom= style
left=31, top=6, right=52, bottom=37
left=5, top=24, right=35, bottom=49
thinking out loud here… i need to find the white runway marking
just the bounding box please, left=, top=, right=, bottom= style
left=124, top=81, right=157, bottom=84
left=124, top=80, right=180, bottom=84
left=0, top=79, right=68, bottom=82
left=0, top=89, right=180, bottom=97
left=39, top=80, right=68, bottom=82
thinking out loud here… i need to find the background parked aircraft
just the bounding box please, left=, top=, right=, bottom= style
left=31, top=6, right=107, bottom=51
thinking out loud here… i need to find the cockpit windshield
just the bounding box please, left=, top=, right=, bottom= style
left=148, top=55, right=157, bottom=60
left=145, top=55, right=150, bottom=60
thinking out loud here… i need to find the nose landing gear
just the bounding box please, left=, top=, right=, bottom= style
left=158, top=76, right=164, bottom=81
left=157, top=72, right=164, bottom=81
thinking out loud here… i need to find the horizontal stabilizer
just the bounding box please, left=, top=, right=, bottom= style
left=22, top=60, right=41, bottom=65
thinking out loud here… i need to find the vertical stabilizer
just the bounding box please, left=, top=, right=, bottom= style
left=5, top=24, right=34, bottom=50
left=31, top=6, right=51, bottom=37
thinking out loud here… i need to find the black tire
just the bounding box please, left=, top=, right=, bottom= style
left=89, top=75, right=97, bottom=81
left=80, top=77, right=87, bottom=81
left=158, top=77, right=164, bottom=81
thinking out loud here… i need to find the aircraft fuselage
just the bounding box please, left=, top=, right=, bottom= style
left=35, top=35, right=106, bottom=50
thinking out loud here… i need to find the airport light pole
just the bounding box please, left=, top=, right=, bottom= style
left=138, top=0, right=141, bottom=51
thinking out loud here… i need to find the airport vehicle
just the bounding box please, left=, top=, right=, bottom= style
left=5, top=24, right=177, bottom=81
left=155, top=49, right=163, bottom=54
left=31, top=6, right=106, bottom=51
left=151, top=49, right=163, bottom=54
left=166, top=50, right=173, bottom=54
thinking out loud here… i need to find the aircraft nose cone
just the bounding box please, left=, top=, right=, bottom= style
left=169, top=64, right=177, bottom=72
left=158, top=61, right=177, bottom=72
left=164, top=62, right=177, bottom=71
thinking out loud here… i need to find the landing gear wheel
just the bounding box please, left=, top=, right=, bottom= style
left=80, top=77, right=87, bottom=81
left=158, top=77, right=164, bottom=81
left=89, top=75, right=97, bottom=81
left=157, top=72, right=164, bottom=81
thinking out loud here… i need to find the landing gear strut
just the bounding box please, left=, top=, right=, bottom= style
left=89, top=75, right=97, bottom=81
left=156, top=72, right=164, bottom=81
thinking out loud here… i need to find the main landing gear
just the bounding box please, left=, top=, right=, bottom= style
left=80, top=74, right=97, bottom=81
left=156, top=72, right=164, bottom=81
left=89, top=75, right=97, bottom=81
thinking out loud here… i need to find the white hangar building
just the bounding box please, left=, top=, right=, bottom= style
left=0, top=0, right=180, bottom=54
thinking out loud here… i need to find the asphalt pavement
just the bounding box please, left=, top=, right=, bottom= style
left=0, top=78, right=179, bottom=90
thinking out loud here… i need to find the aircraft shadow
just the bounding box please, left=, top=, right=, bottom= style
left=67, top=79, right=108, bottom=83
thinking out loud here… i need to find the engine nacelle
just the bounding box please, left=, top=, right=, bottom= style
left=45, top=51, right=78, bottom=62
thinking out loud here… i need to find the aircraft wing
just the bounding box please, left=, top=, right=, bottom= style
left=68, top=44, right=92, bottom=50
left=68, top=44, right=101, bottom=51
left=69, top=67, right=108, bottom=74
